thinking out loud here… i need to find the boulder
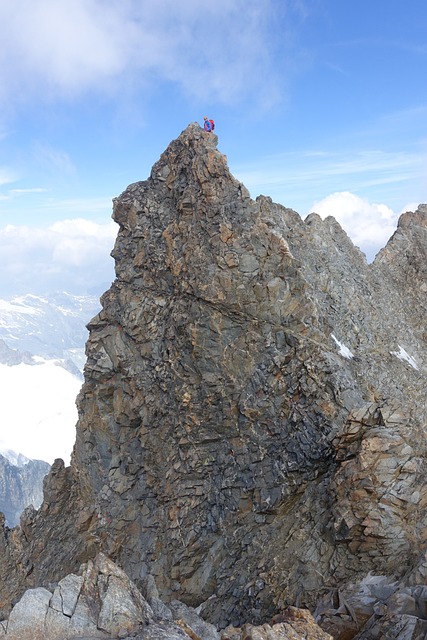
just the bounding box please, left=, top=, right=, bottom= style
left=0, top=553, right=208, bottom=640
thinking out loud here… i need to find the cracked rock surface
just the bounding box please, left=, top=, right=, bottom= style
left=0, top=124, right=426, bottom=639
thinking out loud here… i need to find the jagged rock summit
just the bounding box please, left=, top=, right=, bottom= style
left=1, top=123, right=426, bottom=639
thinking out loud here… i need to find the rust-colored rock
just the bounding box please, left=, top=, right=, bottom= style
left=222, top=607, right=332, bottom=639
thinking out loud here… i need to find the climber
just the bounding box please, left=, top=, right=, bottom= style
left=203, top=116, right=215, bottom=132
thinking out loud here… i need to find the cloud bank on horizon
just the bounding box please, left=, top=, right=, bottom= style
left=0, top=0, right=426, bottom=295
left=0, top=218, right=117, bottom=296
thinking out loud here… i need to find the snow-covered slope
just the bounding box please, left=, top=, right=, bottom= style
left=0, top=292, right=100, bottom=464
left=0, top=292, right=101, bottom=370
left=0, top=360, right=81, bottom=464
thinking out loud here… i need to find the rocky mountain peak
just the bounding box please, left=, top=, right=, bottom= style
left=110, top=122, right=313, bottom=331
left=398, top=203, right=427, bottom=228
left=0, top=124, right=426, bottom=638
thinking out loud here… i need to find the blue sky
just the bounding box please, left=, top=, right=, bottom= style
left=0, top=0, right=426, bottom=296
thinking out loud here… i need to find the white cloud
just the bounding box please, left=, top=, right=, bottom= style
left=10, top=188, right=48, bottom=195
left=0, top=0, right=284, bottom=107
left=0, top=360, right=80, bottom=464
left=309, top=191, right=399, bottom=259
left=0, top=168, right=16, bottom=188
left=234, top=142, right=426, bottom=261
left=401, top=201, right=420, bottom=213
left=0, top=218, right=117, bottom=295
left=50, top=218, right=117, bottom=267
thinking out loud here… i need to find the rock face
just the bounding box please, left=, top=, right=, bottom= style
left=0, top=453, right=50, bottom=527
left=0, top=124, right=426, bottom=638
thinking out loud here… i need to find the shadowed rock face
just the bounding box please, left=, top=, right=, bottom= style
left=0, top=124, right=426, bottom=636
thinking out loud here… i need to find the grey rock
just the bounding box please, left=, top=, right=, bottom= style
left=0, top=554, right=197, bottom=640
left=0, top=454, right=50, bottom=527
left=142, top=575, right=173, bottom=621
left=0, top=124, right=426, bottom=640
left=50, top=574, right=84, bottom=617
left=5, top=588, right=52, bottom=639
left=353, top=613, right=427, bottom=640
left=170, top=600, right=220, bottom=640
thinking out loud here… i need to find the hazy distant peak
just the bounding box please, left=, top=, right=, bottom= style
left=0, top=448, right=30, bottom=467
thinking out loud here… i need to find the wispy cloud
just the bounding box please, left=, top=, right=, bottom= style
left=234, top=146, right=427, bottom=212
left=237, top=148, right=425, bottom=190
left=0, top=168, right=16, bottom=188
left=10, top=188, right=48, bottom=195
left=0, top=0, right=288, bottom=109
left=39, top=196, right=113, bottom=215
left=33, top=142, right=76, bottom=175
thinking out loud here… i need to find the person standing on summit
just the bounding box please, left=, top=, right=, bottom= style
left=203, top=116, right=215, bottom=132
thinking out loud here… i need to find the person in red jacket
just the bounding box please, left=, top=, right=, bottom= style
left=203, top=116, right=214, bottom=132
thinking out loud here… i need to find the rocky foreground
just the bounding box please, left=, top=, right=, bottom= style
left=0, top=553, right=331, bottom=639
left=0, top=124, right=426, bottom=638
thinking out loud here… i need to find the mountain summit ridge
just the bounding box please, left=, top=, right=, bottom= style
left=0, top=123, right=426, bottom=638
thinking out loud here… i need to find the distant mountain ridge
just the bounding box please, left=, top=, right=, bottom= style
left=0, top=338, right=33, bottom=366
left=0, top=292, right=101, bottom=371
left=0, top=452, right=50, bottom=527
